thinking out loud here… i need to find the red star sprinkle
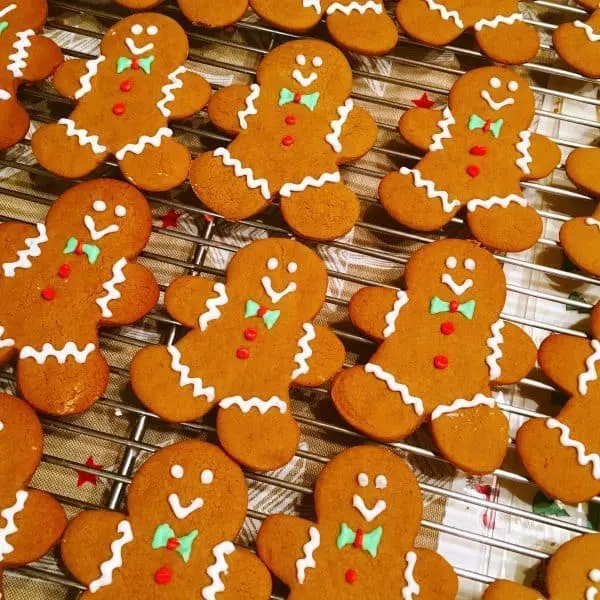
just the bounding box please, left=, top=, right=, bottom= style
left=160, top=209, right=181, bottom=229
left=76, top=456, right=104, bottom=487
left=411, top=92, right=435, bottom=109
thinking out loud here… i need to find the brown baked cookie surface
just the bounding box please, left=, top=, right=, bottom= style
left=31, top=13, right=210, bottom=192
left=0, top=393, right=66, bottom=574
left=396, top=0, right=539, bottom=64
left=131, top=238, right=345, bottom=471
left=483, top=534, right=600, bottom=600
left=257, top=445, right=458, bottom=599
left=380, top=67, right=561, bottom=253
left=62, top=440, right=272, bottom=599
left=517, top=303, right=600, bottom=504
left=0, top=179, right=158, bottom=415
left=189, top=39, right=377, bottom=241
left=0, top=0, right=62, bottom=149
left=331, top=239, right=537, bottom=475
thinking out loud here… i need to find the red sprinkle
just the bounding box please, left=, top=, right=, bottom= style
left=120, top=79, right=133, bottom=92
left=282, top=135, right=295, bottom=147
left=75, top=240, right=84, bottom=256
left=166, top=538, right=180, bottom=551
left=466, top=164, right=480, bottom=178
left=244, top=328, right=258, bottom=341
left=353, top=529, right=364, bottom=548
left=285, top=115, right=296, bottom=125
left=293, top=92, right=302, bottom=103
left=433, top=355, right=448, bottom=370
left=449, top=300, right=459, bottom=313
left=236, top=347, right=250, bottom=360
left=58, top=264, right=71, bottom=279
left=154, top=567, right=172, bottom=585
left=470, top=145, right=487, bottom=156
left=41, top=287, right=55, bottom=301
left=131, top=58, right=140, bottom=70
left=112, top=102, right=126, bottom=116
left=345, top=569, right=358, bottom=584
left=257, top=306, right=268, bottom=317
left=440, top=321, right=455, bottom=336
left=483, top=119, right=491, bottom=133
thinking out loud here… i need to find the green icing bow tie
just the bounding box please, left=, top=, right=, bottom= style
left=337, top=523, right=383, bottom=558
left=0, top=21, right=8, bottom=35
left=278, top=88, right=320, bottom=111
left=63, top=237, right=100, bottom=264
left=430, top=296, right=476, bottom=320
left=116, top=55, right=154, bottom=75
left=468, top=114, right=503, bottom=138
left=245, top=300, right=280, bottom=330
left=151, top=523, right=198, bottom=563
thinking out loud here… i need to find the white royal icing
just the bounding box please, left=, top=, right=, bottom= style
left=430, top=392, right=499, bottom=420
left=20, top=342, right=96, bottom=365
left=74, top=56, right=105, bottom=100
left=0, top=4, right=16, bottom=18
left=125, top=38, right=154, bottom=57
left=157, top=66, right=186, bottom=118
left=400, top=167, right=461, bottom=213
left=474, top=12, right=523, bottom=31
left=202, top=541, right=236, bottom=600
left=481, top=89, right=515, bottom=111
left=238, top=83, right=260, bottom=130
left=441, top=273, right=473, bottom=296
left=302, top=0, right=322, bottom=12
left=383, top=290, right=408, bottom=338
left=586, top=218, right=600, bottom=229
left=326, top=1, right=383, bottom=15
left=96, top=258, right=127, bottom=319
left=84, top=215, right=119, bottom=241
left=168, top=493, right=204, bottom=519
left=485, top=319, right=504, bottom=380
left=7, top=29, right=34, bottom=78
left=546, top=418, right=600, bottom=480
left=292, top=69, right=318, bottom=88
left=429, top=107, right=455, bottom=152
left=574, top=20, right=600, bottom=42
left=578, top=339, right=600, bottom=396
left=0, top=326, right=14, bottom=349
left=0, top=89, right=11, bottom=100
left=2, top=223, right=47, bottom=277
left=466, top=194, right=527, bottom=212
left=402, top=551, right=421, bottom=600
left=219, top=396, right=287, bottom=414
left=115, top=127, right=173, bottom=160
left=201, top=469, right=214, bottom=485
left=88, top=520, right=134, bottom=593
left=167, top=345, right=216, bottom=401
left=58, top=118, right=107, bottom=154
left=280, top=171, right=341, bottom=197
left=587, top=570, right=600, bottom=600
left=365, top=362, right=425, bottom=416
left=214, top=147, right=271, bottom=200
left=352, top=494, right=387, bottom=522
left=325, top=99, right=353, bottom=153
left=424, top=0, right=463, bottom=28
left=0, top=490, right=28, bottom=561
left=198, top=282, right=229, bottom=332
left=515, top=131, right=532, bottom=175
left=296, top=526, right=320, bottom=584
left=292, top=323, right=316, bottom=380
left=261, top=275, right=297, bottom=304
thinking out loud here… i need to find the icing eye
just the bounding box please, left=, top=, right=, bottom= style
left=312, top=56, right=323, bottom=68
left=170, top=464, right=184, bottom=479
left=267, top=257, right=278, bottom=270
left=93, top=200, right=106, bottom=213
left=590, top=569, right=600, bottom=582
left=200, top=469, right=214, bottom=485
left=375, top=475, right=388, bottom=490
left=146, top=25, right=158, bottom=36
left=489, top=77, right=501, bottom=89
left=0, top=421, right=4, bottom=432
left=287, top=262, right=298, bottom=274
left=114, top=205, right=127, bottom=217
left=295, top=54, right=306, bottom=66
left=507, top=80, right=519, bottom=92
left=357, top=473, right=369, bottom=487
left=131, top=24, right=143, bottom=35
left=464, top=258, right=476, bottom=271
left=445, top=256, right=457, bottom=269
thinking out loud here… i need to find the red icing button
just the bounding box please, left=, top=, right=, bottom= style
left=449, top=300, right=459, bottom=313
left=470, top=145, right=487, bottom=156
left=440, top=321, right=455, bottom=335
left=244, top=328, right=258, bottom=341
left=154, top=566, right=172, bottom=585
left=466, top=164, right=480, bottom=178
left=58, top=264, right=71, bottom=279
left=41, top=287, right=55, bottom=301
left=285, top=115, right=296, bottom=125
left=166, top=537, right=180, bottom=551
left=236, top=347, right=250, bottom=360
left=294, top=92, right=302, bottom=103
left=282, top=134, right=295, bottom=147
left=112, top=102, right=126, bottom=116
left=120, top=79, right=133, bottom=92
left=434, top=355, right=448, bottom=370
left=345, top=569, right=358, bottom=584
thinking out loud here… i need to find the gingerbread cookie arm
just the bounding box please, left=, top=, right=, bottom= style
left=489, top=321, right=537, bottom=386
left=399, top=108, right=445, bottom=152
left=348, top=286, right=406, bottom=341
left=207, top=84, right=253, bottom=136
left=0, top=222, right=41, bottom=266
left=51, top=58, right=89, bottom=100
left=162, top=69, right=211, bottom=121
left=165, top=276, right=225, bottom=329
left=334, top=105, right=378, bottom=164
left=483, top=580, right=544, bottom=600
left=292, top=325, right=345, bottom=387
left=213, top=546, right=272, bottom=599
left=519, top=132, right=561, bottom=180
left=409, top=548, right=458, bottom=599
left=20, top=35, right=63, bottom=83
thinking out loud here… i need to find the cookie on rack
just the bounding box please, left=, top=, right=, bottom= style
left=250, top=0, right=398, bottom=56
left=131, top=238, right=345, bottom=472
left=0, top=179, right=159, bottom=415
left=62, top=440, right=272, bottom=599
left=0, top=0, right=62, bottom=149
left=396, top=0, right=539, bottom=64
left=189, top=39, right=378, bottom=241
left=379, top=67, right=561, bottom=252
left=517, top=302, right=600, bottom=504
left=331, top=239, right=537, bottom=475
left=31, top=13, right=210, bottom=192
left=483, top=534, right=600, bottom=600
left=257, top=445, right=458, bottom=599
left=559, top=148, right=600, bottom=276
left=554, top=1, right=600, bottom=78
left=0, top=393, right=67, bottom=575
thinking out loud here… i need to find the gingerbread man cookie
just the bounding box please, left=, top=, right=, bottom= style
left=0, top=393, right=66, bottom=576
left=250, top=1, right=398, bottom=56
left=0, top=179, right=159, bottom=415
left=257, top=445, right=458, bottom=599
left=379, top=67, right=561, bottom=252
left=0, top=0, right=62, bottom=149
left=332, top=239, right=537, bottom=475
left=62, top=440, right=272, bottom=599
left=396, top=0, right=539, bottom=64
left=483, top=534, right=600, bottom=600
left=190, top=39, right=378, bottom=241
left=131, top=238, right=345, bottom=472
left=517, top=303, right=600, bottom=504
left=32, top=13, right=210, bottom=192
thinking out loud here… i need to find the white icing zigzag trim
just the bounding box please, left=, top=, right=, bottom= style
left=280, top=172, right=341, bottom=197
left=586, top=217, right=600, bottom=229
left=424, top=0, right=463, bottom=28
left=474, top=12, right=523, bottom=31
left=198, top=283, right=229, bottom=332
left=20, top=342, right=96, bottom=365
left=546, top=418, right=600, bottom=480
left=96, top=257, right=127, bottom=319
left=383, top=290, right=408, bottom=338
left=167, top=345, right=216, bottom=402
left=466, top=194, right=527, bottom=212
left=58, top=118, right=107, bottom=154
left=365, top=362, right=425, bottom=416
left=326, top=1, right=383, bottom=15
left=402, top=551, right=421, bottom=600
left=515, top=130, right=532, bottom=175
left=74, top=56, right=105, bottom=101
left=219, top=396, right=287, bottom=414
left=296, top=526, right=320, bottom=584
left=202, top=541, right=236, bottom=600
left=2, top=223, right=48, bottom=277
left=400, top=167, right=461, bottom=213
left=303, top=0, right=322, bottom=12
left=0, top=326, right=14, bottom=349
left=89, top=520, right=134, bottom=593
left=578, top=339, right=600, bottom=396
left=292, top=323, right=316, bottom=380
left=429, top=107, right=455, bottom=152
left=486, top=319, right=504, bottom=381
left=574, top=20, right=600, bottom=42
left=238, top=83, right=260, bottom=130
left=214, top=147, right=271, bottom=200
left=157, top=66, right=186, bottom=118
left=0, top=490, right=28, bottom=561
left=116, top=127, right=173, bottom=160
left=325, top=99, right=353, bottom=153
left=7, top=29, right=34, bottom=78
left=430, top=392, right=499, bottom=421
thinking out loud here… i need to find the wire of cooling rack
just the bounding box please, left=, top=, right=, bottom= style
left=1, top=0, right=599, bottom=598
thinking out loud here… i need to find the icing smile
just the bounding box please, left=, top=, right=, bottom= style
left=125, top=38, right=155, bottom=56
left=441, top=273, right=473, bottom=296
left=84, top=215, right=119, bottom=241
left=480, top=89, right=515, bottom=111
left=168, top=493, right=204, bottom=519
left=261, top=276, right=297, bottom=303
left=352, top=494, right=387, bottom=522
left=292, top=69, right=318, bottom=88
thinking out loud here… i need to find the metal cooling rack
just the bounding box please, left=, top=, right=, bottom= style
left=1, top=0, right=599, bottom=598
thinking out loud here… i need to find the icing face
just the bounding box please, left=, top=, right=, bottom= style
left=84, top=198, right=128, bottom=241
left=167, top=463, right=209, bottom=519
left=292, top=53, right=322, bottom=88
left=441, top=255, right=475, bottom=296
left=352, top=471, right=388, bottom=522
left=125, top=23, right=157, bottom=56
left=480, top=75, right=518, bottom=111
left=587, top=569, right=600, bottom=600
left=261, top=256, right=298, bottom=303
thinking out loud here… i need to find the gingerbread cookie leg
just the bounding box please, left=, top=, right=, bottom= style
left=554, top=10, right=600, bottom=78
left=411, top=548, right=458, bottom=599
left=396, top=0, right=464, bottom=46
